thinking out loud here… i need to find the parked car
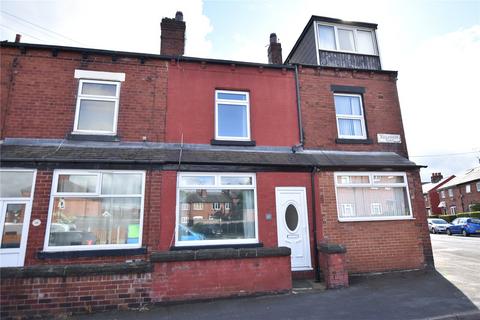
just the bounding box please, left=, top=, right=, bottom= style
left=427, top=218, right=451, bottom=234
left=446, top=218, right=480, bottom=236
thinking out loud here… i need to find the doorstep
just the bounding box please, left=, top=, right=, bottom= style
left=292, top=279, right=326, bottom=293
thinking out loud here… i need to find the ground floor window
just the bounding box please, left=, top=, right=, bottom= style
left=335, top=172, right=413, bottom=221
left=176, top=173, right=258, bottom=246
left=45, top=170, right=145, bottom=251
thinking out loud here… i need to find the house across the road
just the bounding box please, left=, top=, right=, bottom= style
left=0, top=12, right=432, bottom=319
left=436, top=166, right=480, bottom=214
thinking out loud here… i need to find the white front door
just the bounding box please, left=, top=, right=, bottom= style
left=275, top=187, right=311, bottom=271
left=0, top=200, right=32, bottom=267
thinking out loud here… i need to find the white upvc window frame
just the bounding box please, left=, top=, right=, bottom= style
left=315, top=21, right=378, bottom=56
left=466, top=184, right=471, bottom=193
left=73, top=79, right=121, bottom=135
left=477, top=182, right=480, bottom=192
left=334, top=93, right=367, bottom=140
left=441, top=190, right=446, bottom=198
left=175, top=172, right=258, bottom=247
left=448, top=189, right=454, bottom=198
left=44, top=169, right=145, bottom=252
left=334, top=171, right=413, bottom=222
left=214, top=90, right=251, bottom=141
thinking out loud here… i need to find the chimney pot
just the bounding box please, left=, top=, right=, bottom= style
left=15, top=34, right=21, bottom=43
left=431, top=172, right=443, bottom=183
left=268, top=32, right=282, bottom=64
left=175, top=11, right=183, bottom=21
left=270, top=33, right=278, bottom=44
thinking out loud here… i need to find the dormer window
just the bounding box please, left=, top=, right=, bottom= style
left=317, top=23, right=377, bottom=55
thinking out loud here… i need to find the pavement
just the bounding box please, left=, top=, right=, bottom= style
left=73, top=235, right=480, bottom=320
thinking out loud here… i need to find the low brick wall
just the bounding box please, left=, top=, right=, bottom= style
left=150, top=247, right=292, bottom=301
left=0, top=247, right=291, bottom=319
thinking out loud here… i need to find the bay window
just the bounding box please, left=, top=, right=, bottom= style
left=45, top=170, right=145, bottom=251
left=176, top=173, right=257, bottom=246
left=335, top=172, right=413, bottom=221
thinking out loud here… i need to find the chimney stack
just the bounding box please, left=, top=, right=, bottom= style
left=160, top=11, right=186, bottom=56
left=430, top=172, right=443, bottom=183
left=15, top=34, right=21, bottom=43
left=268, top=33, right=282, bottom=64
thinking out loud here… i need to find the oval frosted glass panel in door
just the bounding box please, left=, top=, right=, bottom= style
left=285, top=204, right=299, bottom=231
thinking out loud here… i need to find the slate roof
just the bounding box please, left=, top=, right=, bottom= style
left=0, top=139, right=419, bottom=169
left=437, top=167, right=480, bottom=190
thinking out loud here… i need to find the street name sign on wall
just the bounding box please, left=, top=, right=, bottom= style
left=377, top=133, right=401, bottom=143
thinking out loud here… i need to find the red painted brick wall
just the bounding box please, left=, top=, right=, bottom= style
left=298, top=66, right=408, bottom=157
left=151, top=256, right=291, bottom=302
left=317, top=170, right=433, bottom=273
left=165, top=61, right=299, bottom=146
left=0, top=273, right=152, bottom=319
left=0, top=47, right=168, bottom=142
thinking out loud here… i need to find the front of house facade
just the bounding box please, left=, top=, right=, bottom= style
left=0, top=13, right=432, bottom=318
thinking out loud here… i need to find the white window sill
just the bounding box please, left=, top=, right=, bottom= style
left=338, top=216, right=415, bottom=222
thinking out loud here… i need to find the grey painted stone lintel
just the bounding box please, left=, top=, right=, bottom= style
left=150, top=247, right=291, bottom=262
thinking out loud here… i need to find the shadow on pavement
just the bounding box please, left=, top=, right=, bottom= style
left=73, top=269, right=479, bottom=320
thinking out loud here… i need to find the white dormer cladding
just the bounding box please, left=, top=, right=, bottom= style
left=314, top=21, right=378, bottom=56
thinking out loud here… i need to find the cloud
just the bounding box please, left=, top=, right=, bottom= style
left=397, top=26, right=480, bottom=180
left=0, top=0, right=213, bottom=56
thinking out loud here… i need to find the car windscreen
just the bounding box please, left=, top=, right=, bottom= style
left=469, top=218, right=480, bottom=224
left=432, top=219, right=448, bottom=224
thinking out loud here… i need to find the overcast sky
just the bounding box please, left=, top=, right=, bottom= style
left=1, top=0, right=479, bottom=181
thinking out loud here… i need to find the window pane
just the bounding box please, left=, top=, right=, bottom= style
left=0, top=171, right=34, bottom=198
left=337, top=186, right=410, bottom=218
left=217, top=104, right=248, bottom=138
left=217, top=92, right=247, bottom=101
left=81, top=82, right=117, bottom=96
left=77, top=99, right=116, bottom=132
left=357, top=30, right=375, bottom=54
left=373, top=175, right=405, bottom=184
left=220, top=176, right=252, bottom=185
left=336, top=175, right=369, bottom=184
left=338, top=29, right=355, bottom=51
left=338, top=118, right=363, bottom=136
left=102, top=173, right=142, bottom=195
left=181, top=176, right=215, bottom=186
left=178, top=189, right=255, bottom=241
left=334, top=95, right=362, bottom=115
left=49, top=197, right=141, bottom=246
left=1, top=203, right=26, bottom=248
left=57, top=174, right=97, bottom=193
left=318, top=25, right=336, bottom=50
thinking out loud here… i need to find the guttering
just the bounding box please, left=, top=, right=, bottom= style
left=294, top=65, right=304, bottom=146
left=310, top=166, right=321, bottom=282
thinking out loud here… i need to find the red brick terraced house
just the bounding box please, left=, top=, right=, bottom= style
left=422, top=172, right=455, bottom=216
left=0, top=13, right=433, bottom=319
left=436, top=166, right=480, bottom=215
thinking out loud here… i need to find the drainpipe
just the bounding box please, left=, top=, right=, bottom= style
left=294, top=64, right=304, bottom=146
left=310, top=166, right=321, bottom=282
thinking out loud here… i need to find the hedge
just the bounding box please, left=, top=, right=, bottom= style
left=429, top=211, right=480, bottom=222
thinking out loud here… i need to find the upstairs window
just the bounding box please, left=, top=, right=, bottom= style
left=334, top=94, right=367, bottom=139
left=215, top=90, right=251, bottom=141
left=448, top=189, right=454, bottom=197
left=73, top=70, right=125, bottom=135
left=466, top=184, right=471, bottom=193
left=317, top=23, right=377, bottom=55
